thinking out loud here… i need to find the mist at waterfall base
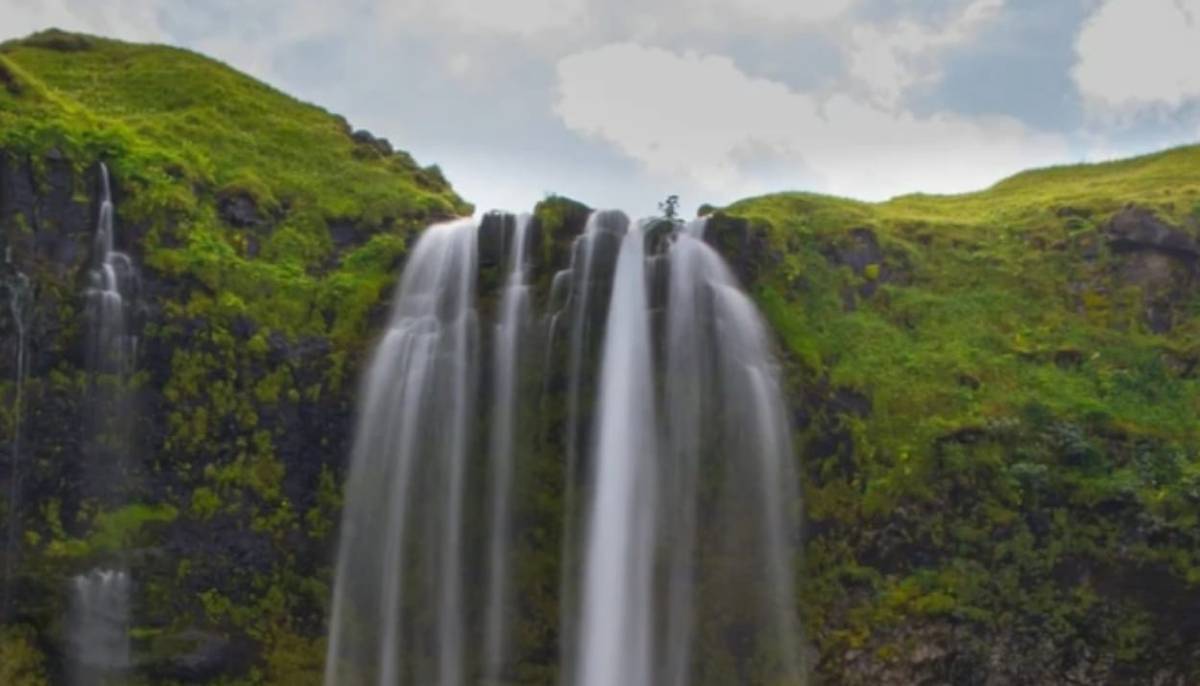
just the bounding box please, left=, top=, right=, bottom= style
left=325, top=211, right=803, bottom=685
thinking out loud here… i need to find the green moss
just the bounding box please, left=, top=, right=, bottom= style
left=190, top=487, right=222, bottom=520
left=718, top=144, right=1200, bottom=677
left=1, top=29, right=468, bottom=345
left=45, top=503, right=178, bottom=560
left=0, top=626, right=47, bottom=686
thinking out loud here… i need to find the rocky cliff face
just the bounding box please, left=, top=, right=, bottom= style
left=0, top=146, right=403, bottom=684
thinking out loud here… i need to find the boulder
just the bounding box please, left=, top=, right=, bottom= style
left=217, top=191, right=261, bottom=228
left=1106, top=206, right=1199, bottom=258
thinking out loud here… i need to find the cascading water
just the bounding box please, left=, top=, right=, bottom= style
left=325, top=210, right=803, bottom=686
left=575, top=219, right=658, bottom=686
left=1, top=264, right=31, bottom=619
left=482, top=213, right=531, bottom=680
left=71, top=162, right=138, bottom=685
left=324, top=218, right=479, bottom=686
left=548, top=210, right=626, bottom=683
left=86, top=163, right=139, bottom=379
left=654, top=219, right=803, bottom=684
left=68, top=569, right=132, bottom=686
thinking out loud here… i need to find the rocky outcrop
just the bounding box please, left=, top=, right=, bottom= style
left=703, top=211, right=776, bottom=286
left=1106, top=206, right=1199, bottom=258
left=1104, top=206, right=1199, bottom=332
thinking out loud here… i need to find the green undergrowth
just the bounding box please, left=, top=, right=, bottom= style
left=722, top=144, right=1200, bottom=677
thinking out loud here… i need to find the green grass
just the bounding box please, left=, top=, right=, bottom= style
left=720, top=144, right=1200, bottom=677
left=0, top=33, right=471, bottom=676
left=727, top=144, right=1200, bottom=453
left=0, top=29, right=469, bottom=344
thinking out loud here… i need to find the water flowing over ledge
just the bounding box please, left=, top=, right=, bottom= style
left=324, top=211, right=804, bottom=686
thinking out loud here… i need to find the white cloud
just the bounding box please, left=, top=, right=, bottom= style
left=720, top=0, right=856, bottom=25
left=555, top=43, right=1067, bottom=202
left=375, top=0, right=587, bottom=37
left=1073, top=0, right=1200, bottom=112
left=0, top=0, right=167, bottom=43
left=848, top=0, right=1006, bottom=111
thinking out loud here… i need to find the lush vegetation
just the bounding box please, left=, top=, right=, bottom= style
left=0, top=29, right=469, bottom=342
left=2, top=27, right=1199, bottom=685
left=718, top=144, right=1200, bottom=681
left=0, top=29, right=466, bottom=685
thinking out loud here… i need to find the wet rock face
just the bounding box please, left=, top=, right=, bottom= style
left=217, top=191, right=262, bottom=228
left=0, top=150, right=355, bottom=678
left=704, top=212, right=775, bottom=286
left=1104, top=207, right=1199, bottom=332
left=142, top=628, right=252, bottom=682
left=830, top=227, right=884, bottom=274
left=1106, top=206, right=1199, bottom=258
left=0, top=152, right=93, bottom=278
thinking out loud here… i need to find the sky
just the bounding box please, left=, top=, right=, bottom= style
left=2, top=0, right=1199, bottom=215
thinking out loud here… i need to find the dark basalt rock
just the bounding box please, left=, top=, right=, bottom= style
left=477, top=211, right=510, bottom=270
left=1102, top=208, right=1199, bottom=332
left=217, top=191, right=262, bottom=228
left=143, top=628, right=252, bottom=682
left=704, top=211, right=774, bottom=287
left=328, top=218, right=359, bottom=251
left=830, top=227, right=884, bottom=274
left=530, top=196, right=591, bottom=281
left=0, top=60, right=21, bottom=95
left=1106, top=206, right=1199, bottom=258
left=350, top=129, right=394, bottom=156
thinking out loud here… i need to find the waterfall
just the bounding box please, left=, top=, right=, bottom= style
left=656, top=222, right=803, bottom=684
left=550, top=209, right=626, bottom=683
left=325, top=211, right=803, bottom=686
left=482, top=213, right=531, bottom=680
left=2, top=266, right=31, bottom=619
left=325, top=218, right=479, bottom=686
left=86, top=163, right=138, bottom=379
left=575, top=220, right=658, bottom=686
left=68, top=569, right=131, bottom=686
left=71, top=162, right=139, bottom=685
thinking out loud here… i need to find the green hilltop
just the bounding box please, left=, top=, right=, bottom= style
left=714, top=142, right=1200, bottom=680
left=0, top=28, right=469, bottom=344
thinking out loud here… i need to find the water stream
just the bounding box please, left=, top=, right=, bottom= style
left=325, top=211, right=803, bottom=685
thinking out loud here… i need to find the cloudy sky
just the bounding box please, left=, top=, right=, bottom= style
left=3, top=0, right=1199, bottom=214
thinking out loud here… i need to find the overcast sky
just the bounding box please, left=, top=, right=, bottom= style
left=3, top=0, right=1199, bottom=215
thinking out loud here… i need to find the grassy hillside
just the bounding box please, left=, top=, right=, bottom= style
left=0, top=28, right=469, bottom=343
left=718, top=144, right=1200, bottom=681
left=0, top=30, right=469, bottom=685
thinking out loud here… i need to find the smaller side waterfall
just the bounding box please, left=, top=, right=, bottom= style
left=2, top=266, right=31, bottom=618
left=68, top=569, right=131, bottom=686
left=73, top=163, right=141, bottom=685
left=85, top=163, right=138, bottom=378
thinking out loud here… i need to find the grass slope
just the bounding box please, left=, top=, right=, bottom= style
left=0, top=30, right=469, bottom=685
left=721, top=144, right=1200, bottom=679
left=0, top=28, right=469, bottom=343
